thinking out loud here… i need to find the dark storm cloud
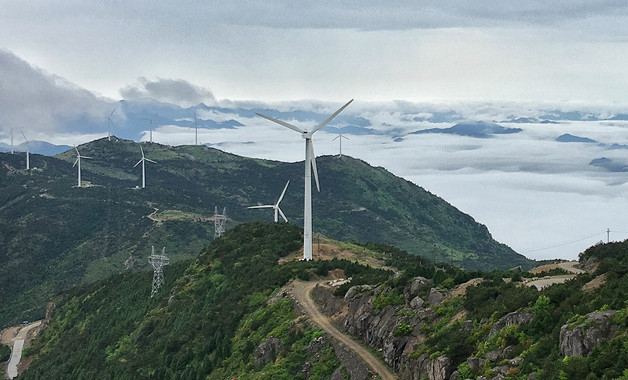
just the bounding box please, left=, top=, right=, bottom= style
left=120, top=77, right=216, bottom=107
left=0, top=49, right=110, bottom=133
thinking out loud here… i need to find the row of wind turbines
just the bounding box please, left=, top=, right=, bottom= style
left=6, top=100, right=354, bottom=261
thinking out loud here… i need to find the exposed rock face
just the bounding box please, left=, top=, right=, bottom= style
left=399, top=353, right=451, bottom=380
left=559, top=311, right=618, bottom=357
left=343, top=283, right=450, bottom=379
left=254, top=336, right=282, bottom=366
left=410, top=296, right=425, bottom=309
left=489, top=311, right=535, bottom=337
left=311, top=283, right=345, bottom=317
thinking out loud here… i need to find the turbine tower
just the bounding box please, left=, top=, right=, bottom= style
left=147, top=246, right=170, bottom=298
left=214, top=206, right=227, bottom=238
left=20, top=130, right=29, bottom=170
left=104, top=108, right=116, bottom=141
left=248, top=180, right=290, bottom=222
left=257, top=99, right=353, bottom=260
left=10, top=128, right=14, bottom=154
left=133, top=146, right=156, bottom=188
left=194, top=113, right=199, bottom=145
left=73, top=146, right=92, bottom=187
left=333, top=131, right=349, bottom=158
left=141, top=113, right=159, bottom=143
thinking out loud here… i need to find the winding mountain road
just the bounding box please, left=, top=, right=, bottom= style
left=292, top=281, right=396, bottom=380
left=525, top=261, right=585, bottom=290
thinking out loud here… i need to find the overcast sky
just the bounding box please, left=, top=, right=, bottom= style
left=3, top=1, right=628, bottom=104
left=3, top=2, right=628, bottom=261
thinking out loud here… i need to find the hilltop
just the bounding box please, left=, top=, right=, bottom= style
left=0, top=137, right=532, bottom=326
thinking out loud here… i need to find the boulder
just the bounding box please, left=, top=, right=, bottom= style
left=559, top=310, right=618, bottom=357
left=489, top=311, right=535, bottom=337
left=466, top=357, right=486, bottom=373
left=427, top=288, right=446, bottom=305
left=410, top=296, right=425, bottom=309
left=254, top=336, right=283, bottom=366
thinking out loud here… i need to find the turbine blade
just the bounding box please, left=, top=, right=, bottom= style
left=109, top=108, right=116, bottom=117
left=134, top=159, right=142, bottom=167
left=308, top=140, right=320, bottom=192
left=81, top=156, right=93, bottom=159
left=73, top=158, right=79, bottom=167
left=74, top=146, right=80, bottom=155
left=342, top=135, right=349, bottom=140
left=145, top=158, right=156, bottom=163
left=276, top=180, right=290, bottom=205
left=256, top=113, right=304, bottom=134
left=140, top=146, right=145, bottom=158
left=311, top=99, right=354, bottom=134
left=247, top=205, right=273, bottom=209
left=20, top=130, right=28, bottom=142
left=332, top=135, right=339, bottom=141
left=277, top=207, right=288, bottom=222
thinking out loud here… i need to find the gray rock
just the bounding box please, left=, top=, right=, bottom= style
left=559, top=310, right=618, bottom=357
left=489, top=311, right=535, bottom=337
left=461, top=320, right=474, bottom=332
left=491, top=375, right=506, bottom=380
left=427, top=288, right=446, bottom=305
left=410, top=296, right=425, bottom=309
left=254, top=336, right=283, bottom=366
left=509, top=357, right=523, bottom=366
left=493, top=365, right=509, bottom=375
left=527, top=373, right=537, bottom=380
left=501, top=345, right=516, bottom=359
left=485, top=349, right=502, bottom=362
left=331, top=366, right=348, bottom=380
left=449, top=370, right=459, bottom=380
left=476, top=377, right=488, bottom=380
left=466, top=357, right=486, bottom=373
left=344, top=284, right=373, bottom=301
left=401, top=353, right=452, bottom=380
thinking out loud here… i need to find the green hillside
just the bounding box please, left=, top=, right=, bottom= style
left=17, top=223, right=628, bottom=379
left=0, top=137, right=531, bottom=326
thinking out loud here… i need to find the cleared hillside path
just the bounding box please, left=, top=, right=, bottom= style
left=525, top=260, right=585, bottom=290
left=292, top=281, right=397, bottom=380
left=7, top=321, right=41, bottom=379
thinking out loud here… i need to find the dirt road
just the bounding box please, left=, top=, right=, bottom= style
left=525, top=261, right=585, bottom=290
left=7, top=321, right=41, bottom=379
left=292, top=281, right=396, bottom=380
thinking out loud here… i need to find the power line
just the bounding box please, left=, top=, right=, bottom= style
left=521, top=231, right=605, bottom=253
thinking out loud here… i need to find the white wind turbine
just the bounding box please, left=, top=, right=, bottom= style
left=257, top=99, right=353, bottom=260
left=10, top=128, right=14, bottom=154
left=332, top=130, right=349, bottom=158
left=104, top=108, right=116, bottom=141
left=141, top=113, right=159, bottom=143
left=20, top=130, right=29, bottom=170
left=73, top=146, right=92, bottom=187
left=134, top=146, right=156, bottom=188
left=248, top=180, right=290, bottom=223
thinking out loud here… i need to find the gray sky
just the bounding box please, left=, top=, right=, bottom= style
left=3, top=1, right=628, bottom=103
left=3, top=2, right=628, bottom=261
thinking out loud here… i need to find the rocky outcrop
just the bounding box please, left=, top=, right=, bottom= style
left=311, top=283, right=345, bottom=317
left=343, top=281, right=451, bottom=379
left=560, top=311, right=618, bottom=357
left=489, top=311, right=535, bottom=337
left=399, top=353, right=452, bottom=380
left=404, top=276, right=433, bottom=302
left=254, top=336, right=283, bottom=366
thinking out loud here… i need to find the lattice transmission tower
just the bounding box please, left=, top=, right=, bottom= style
left=214, top=206, right=227, bottom=238
left=148, top=246, right=170, bottom=298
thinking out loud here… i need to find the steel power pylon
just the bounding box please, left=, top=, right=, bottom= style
left=214, top=206, right=227, bottom=238
left=148, top=246, right=170, bottom=298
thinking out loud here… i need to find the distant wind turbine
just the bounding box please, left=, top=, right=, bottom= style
left=20, top=130, right=29, bottom=170
left=10, top=128, right=14, bottom=154
left=141, top=113, right=159, bottom=143
left=257, top=99, right=353, bottom=260
left=194, top=114, right=199, bottom=145
left=248, top=180, right=290, bottom=222
left=73, top=146, right=92, bottom=187
left=332, top=130, right=349, bottom=158
left=133, top=146, right=156, bottom=188
left=104, top=108, right=116, bottom=141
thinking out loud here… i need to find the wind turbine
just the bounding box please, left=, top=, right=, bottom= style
left=10, top=128, right=14, bottom=154
left=73, top=146, right=92, bottom=187
left=141, top=113, right=159, bottom=143
left=194, top=114, right=199, bottom=145
left=133, top=146, right=156, bottom=188
left=104, top=108, right=115, bottom=141
left=332, top=130, right=349, bottom=158
left=257, top=99, right=353, bottom=260
left=248, top=180, right=290, bottom=223
left=20, top=130, right=29, bottom=170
